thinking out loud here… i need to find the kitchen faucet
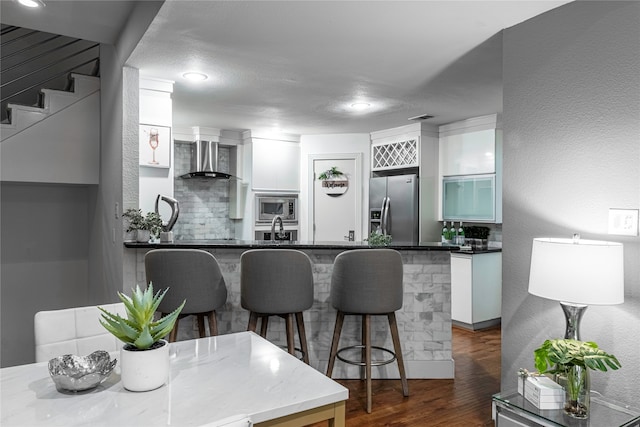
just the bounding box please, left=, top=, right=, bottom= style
left=270, top=215, right=284, bottom=242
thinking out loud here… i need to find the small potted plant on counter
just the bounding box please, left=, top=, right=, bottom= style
left=533, top=338, right=621, bottom=419
left=463, top=226, right=490, bottom=250
left=99, top=284, right=185, bottom=391
left=123, top=208, right=163, bottom=243
left=365, top=231, right=392, bottom=246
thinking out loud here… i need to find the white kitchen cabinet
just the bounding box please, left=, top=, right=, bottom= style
left=251, top=139, right=300, bottom=192
left=440, top=129, right=496, bottom=176
left=438, top=114, right=502, bottom=223
left=443, top=174, right=496, bottom=222
left=451, top=251, right=502, bottom=330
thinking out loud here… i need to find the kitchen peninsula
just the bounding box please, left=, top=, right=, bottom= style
left=124, top=240, right=459, bottom=379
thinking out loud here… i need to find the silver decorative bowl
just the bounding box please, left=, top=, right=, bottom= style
left=48, top=350, right=117, bottom=392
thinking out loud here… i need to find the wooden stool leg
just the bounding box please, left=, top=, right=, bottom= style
left=389, top=312, right=409, bottom=397
left=326, top=311, right=345, bottom=377
left=247, top=312, right=258, bottom=332
left=364, top=314, right=372, bottom=414
left=260, top=315, right=269, bottom=338
left=285, top=313, right=295, bottom=356
left=295, top=312, right=310, bottom=364
left=197, top=314, right=206, bottom=338
left=208, top=310, right=218, bottom=336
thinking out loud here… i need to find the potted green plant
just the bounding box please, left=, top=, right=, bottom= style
left=533, top=338, right=621, bottom=419
left=123, top=208, right=163, bottom=242
left=99, top=284, right=185, bottom=391
left=463, top=226, right=490, bottom=250
left=365, top=231, right=392, bottom=246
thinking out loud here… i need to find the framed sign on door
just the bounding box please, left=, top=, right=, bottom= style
left=139, top=124, right=171, bottom=168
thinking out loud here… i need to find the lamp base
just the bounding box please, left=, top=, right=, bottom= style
left=560, top=302, right=587, bottom=340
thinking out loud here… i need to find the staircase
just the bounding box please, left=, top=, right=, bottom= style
left=1, top=24, right=100, bottom=121
left=1, top=25, right=101, bottom=184
left=1, top=73, right=100, bottom=140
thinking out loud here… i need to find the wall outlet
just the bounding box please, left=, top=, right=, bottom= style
left=608, top=208, right=639, bottom=236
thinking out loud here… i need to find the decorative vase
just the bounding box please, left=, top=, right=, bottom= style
left=135, top=229, right=151, bottom=243
left=564, top=365, right=590, bottom=419
left=120, top=339, right=169, bottom=392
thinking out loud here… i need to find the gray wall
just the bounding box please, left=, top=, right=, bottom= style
left=0, top=183, right=93, bottom=366
left=97, top=1, right=163, bottom=306
left=0, top=2, right=163, bottom=367
left=501, top=1, right=640, bottom=404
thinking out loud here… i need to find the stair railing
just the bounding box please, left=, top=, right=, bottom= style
left=1, top=25, right=100, bottom=122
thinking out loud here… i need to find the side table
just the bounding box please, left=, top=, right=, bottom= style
left=492, top=390, right=640, bottom=427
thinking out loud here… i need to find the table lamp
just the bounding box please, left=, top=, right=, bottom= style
left=528, top=235, right=624, bottom=340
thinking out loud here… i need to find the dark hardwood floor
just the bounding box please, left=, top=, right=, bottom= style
left=313, top=325, right=501, bottom=427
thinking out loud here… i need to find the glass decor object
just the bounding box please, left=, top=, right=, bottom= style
left=527, top=235, right=624, bottom=340
left=533, top=338, right=621, bottom=420
left=565, top=364, right=590, bottom=418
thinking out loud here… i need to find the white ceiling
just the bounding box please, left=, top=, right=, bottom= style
left=0, top=0, right=137, bottom=45
left=2, top=0, right=572, bottom=135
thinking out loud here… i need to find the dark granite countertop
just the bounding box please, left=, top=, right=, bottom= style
left=453, top=247, right=502, bottom=255
left=124, top=239, right=461, bottom=251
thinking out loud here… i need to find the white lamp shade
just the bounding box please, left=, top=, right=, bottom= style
left=528, top=238, right=624, bottom=305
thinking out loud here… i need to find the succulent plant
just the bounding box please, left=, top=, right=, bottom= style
left=99, top=284, right=185, bottom=350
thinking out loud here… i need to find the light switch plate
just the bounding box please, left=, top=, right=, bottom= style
left=608, top=208, right=639, bottom=236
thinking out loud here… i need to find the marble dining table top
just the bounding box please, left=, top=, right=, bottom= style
left=0, top=331, right=348, bottom=426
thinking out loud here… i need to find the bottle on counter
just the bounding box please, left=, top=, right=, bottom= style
left=457, top=221, right=465, bottom=245
left=450, top=221, right=457, bottom=243
left=441, top=222, right=449, bottom=243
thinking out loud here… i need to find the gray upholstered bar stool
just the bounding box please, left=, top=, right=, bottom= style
left=326, top=248, right=409, bottom=413
left=240, top=249, right=314, bottom=364
left=145, top=249, right=227, bottom=342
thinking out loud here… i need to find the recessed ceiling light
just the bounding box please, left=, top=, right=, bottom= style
left=350, top=102, right=371, bottom=111
left=182, top=72, right=208, bottom=82
left=17, top=0, right=45, bottom=7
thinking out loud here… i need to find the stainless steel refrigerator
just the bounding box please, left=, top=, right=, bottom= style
left=369, top=174, right=419, bottom=244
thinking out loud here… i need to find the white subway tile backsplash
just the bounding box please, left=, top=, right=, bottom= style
left=173, top=142, right=234, bottom=240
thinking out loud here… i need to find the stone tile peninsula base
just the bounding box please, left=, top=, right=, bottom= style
left=125, top=241, right=456, bottom=379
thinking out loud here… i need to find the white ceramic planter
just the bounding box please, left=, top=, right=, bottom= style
left=120, top=340, right=169, bottom=392
left=135, top=229, right=151, bottom=243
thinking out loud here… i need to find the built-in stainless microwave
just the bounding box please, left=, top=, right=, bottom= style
left=255, top=194, right=298, bottom=223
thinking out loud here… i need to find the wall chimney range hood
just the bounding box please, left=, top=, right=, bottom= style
left=180, top=140, right=232, bottom=179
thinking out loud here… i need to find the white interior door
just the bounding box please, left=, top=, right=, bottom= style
left=310, top=154, right=362, bottom=242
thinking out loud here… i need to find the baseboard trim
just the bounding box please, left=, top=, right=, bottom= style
left=453, top=318, right=501, bottom=331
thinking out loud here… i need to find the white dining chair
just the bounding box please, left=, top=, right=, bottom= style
left=34, top=302, right=127, bottom=362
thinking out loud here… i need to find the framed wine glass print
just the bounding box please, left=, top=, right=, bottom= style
left=139, top=124, right=171, bottom=168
